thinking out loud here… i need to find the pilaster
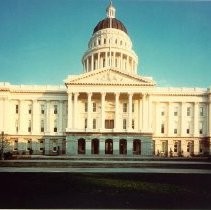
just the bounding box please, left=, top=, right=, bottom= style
left=87, top=92, right=92, bottom=130
left=58, top=101, right=63, bottom=133
left=128, top=93, right=133, bottom=131
left=181, top=102, right=186, bottom=136
left=113, top=137, right=119, bottom=155
left=73, top=93, right=79, bottom=130
left=194, top=102, right=199, bottom=137
left=127, top=140, right=133, bottom=156
left=67, top=92, right=73, bottom=130
left=100, top=93, right=106, bottom=131
left=32, top=100, right=39, bottom=134
left=114, top=93, right=120, bottom=131
left=86, top=138, right=92, bottom=155
left=99, top=138, right=105, bottom=155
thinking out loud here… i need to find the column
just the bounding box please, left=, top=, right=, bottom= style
left=3, top=98, right=9, bottom=133
left=128, top=93, right=133, bottom=131
left=127, top=139, right=133, bottom=156
left=99, top=138, right=105, bottom=155
left=155, top=102, right=159, bottom=135
left=126, top=55, right=129, bottom=71
left=181, top=102, right=186, bottom=136
left=44, top=138, right=50, bottom=155
left=142, top=94, right=147, bottom=132
left=168, top=102, right=172, bottom=136
left=113, top=137, right=119, bottom=155
left=87, top=92, right=92, bottom=130
left=58, top=101, right=63, bottom=133
left=32, top=100, right=39, bottom=134
left=139, top=97, right=142, bottom=131
left=194, top=139, right=199, bottom=155
left=97, top=52, right=100, bottom=69
left=148, top=95, right=152, bottom=132
left=73, top=93, right=79, bottom=130
left=194, top=102, right=199, bottom=136
left=114, top=93, right=120, bottom=131
left=67, top=92, right=73, bottom=130
left=101, top=93, right=106, bottom=131
left=19, top=100, right=26, bottom=133
left=46, top=100, right=51, bottom=133
left=105, top=51, right=108, bottom=67
left=91, top=55, right=94, bottom=71
left=120, top=53, right=123, bottom=70
left=86, top=139, right=92, bottom=155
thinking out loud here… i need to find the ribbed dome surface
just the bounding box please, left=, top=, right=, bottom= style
left=93, top=18, right=127, bottom=34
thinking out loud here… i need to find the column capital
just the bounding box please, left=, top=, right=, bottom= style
left=115, top=92, right=120, bottom=97
left=87, top=92, right=92, bottom=97
left=101, top=92, right=106, bottom=97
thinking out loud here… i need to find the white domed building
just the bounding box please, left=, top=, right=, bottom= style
left=0, top=2, right=210, bottom=157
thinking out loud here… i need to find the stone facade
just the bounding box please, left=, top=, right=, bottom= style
left=0, top=2, right=210, bottom=157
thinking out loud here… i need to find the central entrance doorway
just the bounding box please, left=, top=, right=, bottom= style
left=105, top=139, right=113, bottom=154
left=133, top=139, right=141, bottom=155
left=92, top=139, right=99, bottom=154
left=120, top=139, right=127, bottom=155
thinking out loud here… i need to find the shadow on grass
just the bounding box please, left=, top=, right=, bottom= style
left=1, top=173, right=211, bottom=209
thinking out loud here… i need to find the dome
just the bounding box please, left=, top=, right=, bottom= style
left=93, top=18, right=128, bottom=34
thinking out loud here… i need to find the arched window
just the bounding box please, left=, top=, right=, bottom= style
left=78, top=139, right=86, bottom=155
left=133, top=139, right=141, bottom=155
left=105, top=139, right=113, bottom=154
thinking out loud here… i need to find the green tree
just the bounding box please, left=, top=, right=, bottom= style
left=0, top=131, right=10, bottom=160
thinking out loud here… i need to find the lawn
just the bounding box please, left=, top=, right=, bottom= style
left=1, top=173, right=211, bottom=209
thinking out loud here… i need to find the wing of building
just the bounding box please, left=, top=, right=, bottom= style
left=0, top=2, right=211, bottom=157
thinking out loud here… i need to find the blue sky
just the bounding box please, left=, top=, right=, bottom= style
left=0, top=0, right=210, bottom=87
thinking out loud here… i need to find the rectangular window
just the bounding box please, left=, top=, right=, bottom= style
left=187, top=107, right=191, bottom=116
left=54, top=105, right=58, bottom=114
left=174, top=142, right=178, bottom=153
left=41, top=120, right=44, bottom=132
left=16, top=104, right=19, bottom=114
left=27, top=139, right=32, bottom=151
left=14, top=139, right=18, bottom=151
left=41, top=105, right=45, bottom=115
left=186, top=122, right=190, bottom=134
left=161, top=123, right=165, bottom=134
left=123, top=103, right=127, bottom=113
left=28, top=120, right=31, bottom=132
left=93, top=103, right=96, bottom=112
left=123, top=119, right=127, bottom=130
left=174, top=128, right=177, bottom=134
left=93, top=119, right=96, bottom=129
left=105, top=120, right=114, bottom=129
left=174, top=107, right=178, bottom=116
left=28, top=104, right=32, bottom=114
left=53, top=141, right=57, bottom=152
left=15, top=120, right=19, bottom=133
left=132, top=103, right=135, bottom=113
left=132, top=119, right=135, bottom=129
left=54, top=119, right=57, bottom=132
left=85, top=102, right=88, bottom=112
left=199, top=122, right=203, bottom=134
left=39, top=140, right=44, bottom=151
left=200, top=107, right=204, bottom=117
left=161, top=107, right=165, bottom=116
left=85, top=118, right=87, bottom=129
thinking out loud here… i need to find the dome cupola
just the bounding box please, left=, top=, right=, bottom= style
left=82, top=1, right=138, bottom=74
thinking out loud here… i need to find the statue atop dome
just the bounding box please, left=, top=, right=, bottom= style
left=106, top=0, right=116, bottom=18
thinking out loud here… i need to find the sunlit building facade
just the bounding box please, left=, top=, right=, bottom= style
left=0, top=2, right=210, bottom=157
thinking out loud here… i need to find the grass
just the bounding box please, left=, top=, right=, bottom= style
left=1, top=173, right=211, bottom=209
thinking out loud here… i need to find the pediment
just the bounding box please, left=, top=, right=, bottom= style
left=65, top=68, right=155, bottom=86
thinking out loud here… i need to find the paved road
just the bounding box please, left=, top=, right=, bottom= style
left=1, top=167, right=211, bottom=173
